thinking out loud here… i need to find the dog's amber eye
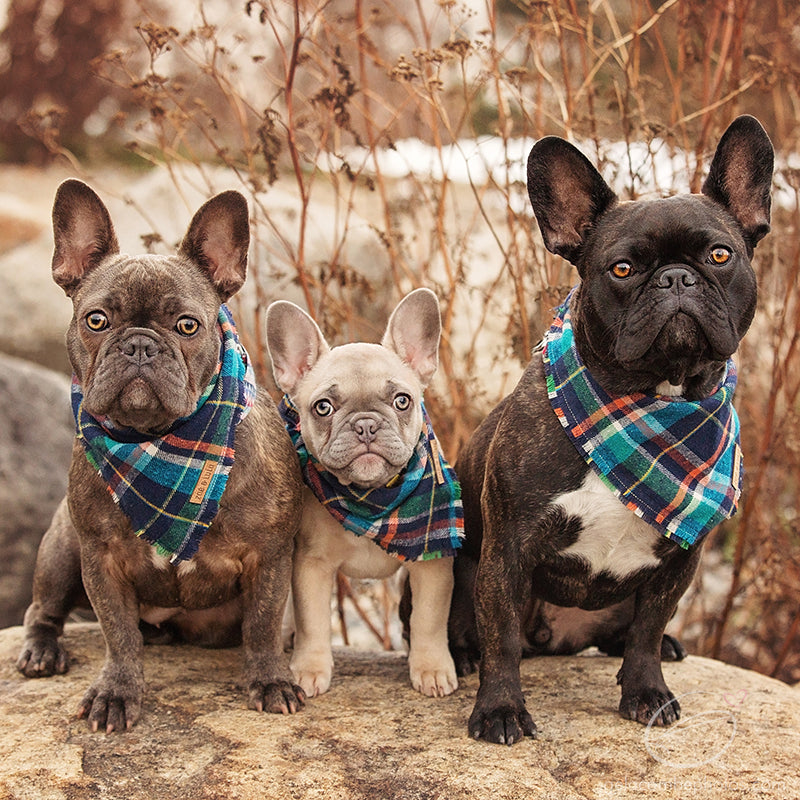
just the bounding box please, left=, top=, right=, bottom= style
left=313, top=399, right=333, bottom=417
left=393, top=393, right=412, bottom=411
left=710, top=247, right=732, bottom=265
left=85, top=311, right=109, bottom=332
left=175, top=317, right=200, bottom=336
left=611, top=262, right=633, bottom=279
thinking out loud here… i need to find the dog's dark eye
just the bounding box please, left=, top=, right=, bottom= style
left=709, top=247, right=732, bottom=265
left=611, top=262, right=633, bottom=279
left=313, top=399, right=333, bottom=417
left=393, top=393, right=412, bottom=411
left=85, top=311, right=109, bottom=332
left=175, top=317, right=200, bottom=336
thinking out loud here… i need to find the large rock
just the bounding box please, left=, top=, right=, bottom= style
left=1, top=622, right=796, bottom=799
left=0, top=354, right=73, bottom=628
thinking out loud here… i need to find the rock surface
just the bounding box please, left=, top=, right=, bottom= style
left=1, top=622, right=797, bottom=799
left=0, top=354, right=73, bottom=628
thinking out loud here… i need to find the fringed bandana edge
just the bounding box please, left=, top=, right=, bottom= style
left=71, top=304, right=256, bottom=562
left=279, top=396, right=464, bottom=562
left=542, top=289, right=743, bottom=549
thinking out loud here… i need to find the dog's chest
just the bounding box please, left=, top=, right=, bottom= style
left=298, top=487, right=402, bottom=580
left=551, top=470, right=663, bottom=579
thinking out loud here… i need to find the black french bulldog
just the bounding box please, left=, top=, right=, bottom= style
left=448, top=115, right=773, bottom=744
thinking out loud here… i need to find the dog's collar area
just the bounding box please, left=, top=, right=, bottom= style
left=278, top=395, right=463, bottom=562
left=543, top=288, right=742, bottom=548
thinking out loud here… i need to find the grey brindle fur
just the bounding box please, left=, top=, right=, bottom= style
left=17, top=180, right=305, bottom=732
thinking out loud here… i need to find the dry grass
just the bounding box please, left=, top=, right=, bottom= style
left=34, top=0, right=799, bottom=680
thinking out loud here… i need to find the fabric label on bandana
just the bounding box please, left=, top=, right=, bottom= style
left=71, top=304, right=256, bottom=562
left=542, top=289, right=743, bottom=549
left=279, top=397, right=464, bottom=562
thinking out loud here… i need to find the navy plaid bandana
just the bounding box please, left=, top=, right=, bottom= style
left=279, top=396, right=463, bottom=562
left=71, top=304, right=256, bottom=563
left=542, top=289, right=743, bottom=549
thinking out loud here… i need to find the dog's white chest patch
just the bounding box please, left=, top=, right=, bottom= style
left=553, top=471, right=663, bottom=579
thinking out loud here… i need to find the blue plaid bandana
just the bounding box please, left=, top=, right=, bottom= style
left=543, top=289, right=743, bottom=549
left=71, top=304, right=256, bottom=563
left=279, top=397, right=463, bottom=562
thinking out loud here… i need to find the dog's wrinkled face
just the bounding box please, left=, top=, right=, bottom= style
left=51, top=180, right=250, bottom=434
left=579, top=195, right=757, bottom=388
left=291, top=343, right=425, bottom=487
left=68, top=255, right=223, bottom=433
left=527, top=115, right=773, bottom=398
left=266, top=289, right=441, bottom=488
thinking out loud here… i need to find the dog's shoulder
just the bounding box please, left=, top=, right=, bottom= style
left=226, top=390, right=303, bottom=515
left=487, top=352, right=586, bottom=482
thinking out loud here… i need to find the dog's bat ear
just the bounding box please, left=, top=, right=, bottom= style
left=180, top=190, right=250, bottom=301
left=265, top=301, right=330, bottom=396
left=381, top=287, right=441, bottom=387
left=527, top=137, right=617, bottom=269
left=51, top=179, right=120, bottom=297
left=702, top=115, right=774, bottom=251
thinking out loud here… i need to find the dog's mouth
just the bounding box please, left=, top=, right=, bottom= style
left=342, top=452, right=397, bottom=488
left=321, top=425, right=416, bottom=488
left=115, top=377, right=181, bottom=433
left=647, top=312, right=708, bottom=385
left=85, top=368, right=196, bottom=435
left=614, top=278, right=739, bottom=384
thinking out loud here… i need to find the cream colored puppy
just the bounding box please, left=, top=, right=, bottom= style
left=266, top=289, right=463, bottom=698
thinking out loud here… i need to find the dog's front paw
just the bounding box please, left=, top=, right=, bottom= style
left=620, top=687, right=680, bottom=726
left=78, top=673, right=144, bottom=733
left=16, top=636, right=69, bottom=678
left=248, top=680, right=306, bottom=714
left=290, top=652, right=333, bottom=697
left=408, top=651, right=458, bottom=697
left=468, top=700, right=537, bottom=745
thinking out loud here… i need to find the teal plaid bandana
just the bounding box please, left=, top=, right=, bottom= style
left=542, top=289, right=743, bottom=549
left=279, top=397, right=463, bottom=562
left=71, top=305, right=256, bottom=562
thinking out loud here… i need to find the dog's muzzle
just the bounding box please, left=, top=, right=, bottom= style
left=119, top=329, right=161, bottom=367
left=655, top=265, right=698, bottom=295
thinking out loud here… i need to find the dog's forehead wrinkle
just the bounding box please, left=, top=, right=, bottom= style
left=306, top=343, right=420, bottom=401
left=77, top=255, right=217, bottom=325
left=596, top=207, right=741, bottom=270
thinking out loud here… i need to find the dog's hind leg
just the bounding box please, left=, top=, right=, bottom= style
left=16, top=497, right=86, bottom=677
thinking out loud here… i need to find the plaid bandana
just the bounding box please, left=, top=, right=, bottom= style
left=71, top=304, right=256, bottom=563
left=542, top=289, right=743, bottom=549
left=279, top=397, right=463, bottom=562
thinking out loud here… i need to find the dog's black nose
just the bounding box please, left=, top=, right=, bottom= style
left=656, top=266, right=697, bottom=292
left=352, top=416, right=379, bottom=444
left=120, top=332, right=160, bottom=365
